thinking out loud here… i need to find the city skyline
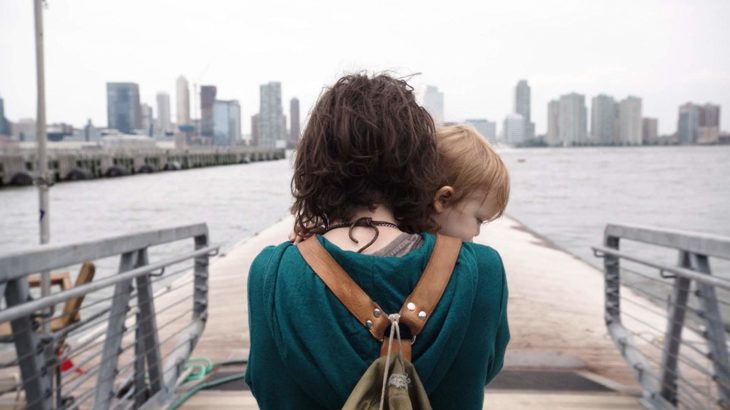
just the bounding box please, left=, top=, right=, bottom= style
left=2, top=0, right=729, bottom=135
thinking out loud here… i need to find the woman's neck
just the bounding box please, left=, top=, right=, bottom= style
left=325, top=205, right=403, bottom=254
left=339, top=205, right=397, bottom=225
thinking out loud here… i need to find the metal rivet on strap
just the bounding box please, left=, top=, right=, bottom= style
left=373, top=308, right=382, bottom=318
left=365, top=320, right=373, bottom=329
left=418, top=311, right=427, bottom=320
left=407, top=302, right=416, bottom=311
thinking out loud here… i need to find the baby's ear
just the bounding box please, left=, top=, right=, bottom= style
left=433, top=186, right=455, bottom=214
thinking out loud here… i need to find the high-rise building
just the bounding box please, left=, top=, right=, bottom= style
left=156, top=92, right=172, bottom=135
left=677, top=103, right=701, bottom=144
left=213, top=100, right=241, bottom=146
left=423, top=86, right=444, bottom=124
left=107, top=82, right=142, bottom=134
left=141, top=103, right=154, bottom=136
left=503, top=114, right=526, bottom=145
left=290, top=97, right=301, bottom=146
left=200, top=85, right=217, bottom=138
left=591, top=94, right=618, bottom=144
left=0, top=96, right=9, bottom=136
left=176, top=76, right=191, bottom=127
left=558, top=93, right=587, bottom=145
left=619, top=96, right=642, bottom=145
left=642, top=118, right=658, bottom=143
left=546, top=100, right=560, bottom=146
left=259, top=82, right=286, bottom=148
left=465, top=119, right=497, bottom=143
left=514, top=80, right=535, bottom=139
left=251, top=113, right=260, bottom=146
left=698, top=103, right=721, bottom=144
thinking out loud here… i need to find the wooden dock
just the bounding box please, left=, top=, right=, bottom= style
left=178, top=215, right=643, bottom=409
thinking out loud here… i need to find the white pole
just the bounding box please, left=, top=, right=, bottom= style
left=33, top=0, right=51, bottom=310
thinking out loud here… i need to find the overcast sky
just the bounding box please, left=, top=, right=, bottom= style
left=1, top=0, right=729, bottom=136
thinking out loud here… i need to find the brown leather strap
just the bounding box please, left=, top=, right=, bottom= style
left=297, top=234, right=462, bottom=344
left=398, top=234, right=461, bottom=339
left=298, top=237, right=391, bottom=340
left=380, top=339, right=412, bottom=362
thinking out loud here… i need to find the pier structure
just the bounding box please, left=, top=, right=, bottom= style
left=0, top=145, right=285, bottom=187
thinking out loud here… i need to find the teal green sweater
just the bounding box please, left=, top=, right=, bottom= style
left=245, top=233, right=509, bottom=409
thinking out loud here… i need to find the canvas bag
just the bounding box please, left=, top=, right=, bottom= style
left=298, top=234, right=461, bottom=410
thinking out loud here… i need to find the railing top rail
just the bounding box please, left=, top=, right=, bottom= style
left=0, top=223, right=209, bottom=282
left=605, top=223, right=730, bottom=259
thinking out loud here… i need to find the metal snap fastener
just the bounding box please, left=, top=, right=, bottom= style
left=365, top=320, right=373, bottom=329
left=373, top=308, right=382, bottom=318
left=418, top=311, right=427, bottom=320
left=407, top=302, right=416, bottom=311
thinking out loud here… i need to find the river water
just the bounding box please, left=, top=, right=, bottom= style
left=1, top=146, right=728, bottom=273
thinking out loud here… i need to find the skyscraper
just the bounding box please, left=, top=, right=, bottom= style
left=514, top=80, right=535, bottom=139
left=200, top=85, right=217, bottom=138
left=546, top=100, right=560, bottom=146
left=503, top=114, right=526, bottom=145
left=677, top=103, right=701, bottom=144
left=465, top=119, right=497, bottom=143
left=698, top=103, right=721, bottom=144
left=259, top=82, right=286, bottom=148
left=290, top=97, right=300, bottom=146
left=156, top=92, right=172, bottom=135
left=0, top=97, right=9, bottom=136
left=591, top=94, right=618, bottom=144
left=423, top=86, right=444, bottom=124
left=618, top=96, right=642, bottom=145
left=176, top=76, right=191, bottom=127
left=107, top=82, right=141, bottom=134
left=213, top=100, right=241, bottom=146
left=141, top=103, right=154, bottom=136
left=642, top=118, right=658, bottom=143
left=558, top=93, right=587, bottom=145
left=251, top=113, right=260, bottom=146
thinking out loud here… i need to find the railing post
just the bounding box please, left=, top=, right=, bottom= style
left=135, top=248, right=163, bottom=395
left=134, top=312, right=148, bottom=408
left=5, top=278, right=52, bottom=410
left=659, top=250, right=692, bottom=405
left=692, top=253, right=730, bottom=406
left=93, top=251, right=136, bottom=410
left=604, top=234, right=621, bottom=325
left=193, top=231, right=209, bottom=321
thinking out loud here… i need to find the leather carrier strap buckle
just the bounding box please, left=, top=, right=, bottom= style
left=297, top=234, right=461, bottom=361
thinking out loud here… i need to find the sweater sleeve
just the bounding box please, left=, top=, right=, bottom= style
left=486, top=260, right=510, bottom=385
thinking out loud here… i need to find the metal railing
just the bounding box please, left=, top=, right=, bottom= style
left=593, top=224, right=730, bottom=410
left=0, top=224, right=218, bottom=410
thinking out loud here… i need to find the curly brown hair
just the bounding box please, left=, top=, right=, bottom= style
left=291, top=73, right=441, bottom=239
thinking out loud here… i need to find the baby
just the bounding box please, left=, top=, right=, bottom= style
left=430, top=124, right=510, bottom=241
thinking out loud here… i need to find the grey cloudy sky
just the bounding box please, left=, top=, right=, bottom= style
left=1, top=0, right=729, bottom=135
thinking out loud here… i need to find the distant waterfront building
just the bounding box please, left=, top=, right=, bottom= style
left=106, top=82, right=142, bottom=134
left=591, top=94, right=618, bottom=144
left=12, top=118, right=36, bottom=141
left=677, top=103, right=701, bottom=144
left=200, top=85, right=217, bottom=138
left=546, top=100, right=560, bottom=146
left=176, top=76, right=191, bottom=127
left=213, top=100, right=241, bottom=146
left=258, top=82, right=286, bottom=148
left=698, top=103, right=721, bottom=144
left=423, top=86, right=445, bottom=124
left=642, top=118, right=658, bottom=144
left=619, top=96, right=642, bottom=145
left=156, top=92, right=172, bottom=135
left=465, top=119, right=497, bottom=143
left=251, top=113, right=260, bottom=146
left=558, top=93, right=587, bottom=145
left=514, top=80, right=535, bottom=139
left=141, top=103, right=154, bottom=136
left=0, top=97, right=9, bottom=136
left=503, top=114, right=526, bottom=145
left=290, top=97, right=300, bottom=146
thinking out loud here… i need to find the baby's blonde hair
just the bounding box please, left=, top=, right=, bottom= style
left=436, top=124, right=510, bottom=220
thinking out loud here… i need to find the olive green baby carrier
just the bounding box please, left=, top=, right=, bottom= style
left=298, top=234, right=461, bottom=410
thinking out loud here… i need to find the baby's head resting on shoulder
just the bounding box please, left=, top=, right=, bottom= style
left=291, top=73, right=441, bottom=240
left=431, top=124, right=510, bottom=242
